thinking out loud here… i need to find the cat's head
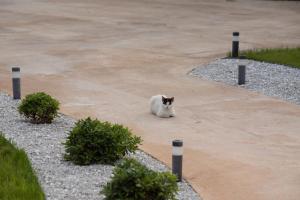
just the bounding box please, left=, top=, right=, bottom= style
left=162, top=96, right=174, bottom=109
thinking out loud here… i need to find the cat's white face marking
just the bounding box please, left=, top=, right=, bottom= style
left=162, top=96, right=174, bottom=109
left=162, top=103, right=168, bottom=109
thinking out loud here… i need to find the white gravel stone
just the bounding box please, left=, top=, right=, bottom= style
left=189, top=59, right=300, bottom=105
left=0, top=92, right=201, bottom=200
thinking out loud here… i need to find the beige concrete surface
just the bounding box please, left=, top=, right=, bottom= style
left=0, top=0, right=300, bottom=199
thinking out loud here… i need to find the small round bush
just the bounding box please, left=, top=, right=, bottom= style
left=64, top=117, right=142, bottom=165
left=101, top=158, right=178, bottom=200
left=18, top=92, right=59, bottom=124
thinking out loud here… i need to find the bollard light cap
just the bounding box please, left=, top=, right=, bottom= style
left=172, top=140, right=183, bottom=147
left=12, top=67, right=20, bottom=72
left=233, top=32, right=239, bottom=36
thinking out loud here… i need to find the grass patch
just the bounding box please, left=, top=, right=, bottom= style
left=228, top=47, right=300, bottom=69
left=0, top=134, right=45, bottom=200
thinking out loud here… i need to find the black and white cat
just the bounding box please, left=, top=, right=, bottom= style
left=150, top=95, right=175, bottom=118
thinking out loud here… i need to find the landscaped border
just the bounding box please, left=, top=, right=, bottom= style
left=228, top=47, right=300, bottom=69
left=0, top=92, right=201, bottom=200
left=189, top=58, right=300, bottom=105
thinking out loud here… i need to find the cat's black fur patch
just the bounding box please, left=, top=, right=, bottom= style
left=162, top=96, right=174, bottom=105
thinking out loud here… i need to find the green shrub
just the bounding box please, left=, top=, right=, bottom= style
left=18, top=92, right=59, bottom=124
left=101, top=158, right=178, bottom=200
left=64, top=117, right=142, bottom=165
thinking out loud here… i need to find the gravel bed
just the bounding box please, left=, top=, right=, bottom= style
left=0, top=92, right=201, bottom=200
left=189, top=59, right=300, bottom=105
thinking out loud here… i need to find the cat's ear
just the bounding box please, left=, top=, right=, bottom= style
left=162, top=96, right=165, bottom=101
left=170, top=97, right=174, bottom=102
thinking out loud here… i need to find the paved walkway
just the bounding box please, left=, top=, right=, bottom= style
left=0, top=1, right=300, bottom=199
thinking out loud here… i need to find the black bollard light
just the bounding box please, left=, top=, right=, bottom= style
left=232, top=32, right=239, bottom=58
left=172, top=140, right=183, bottom=182
left=238, top=56, right=247, bottom=85
left=12, top=67, right=21, bottom=99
